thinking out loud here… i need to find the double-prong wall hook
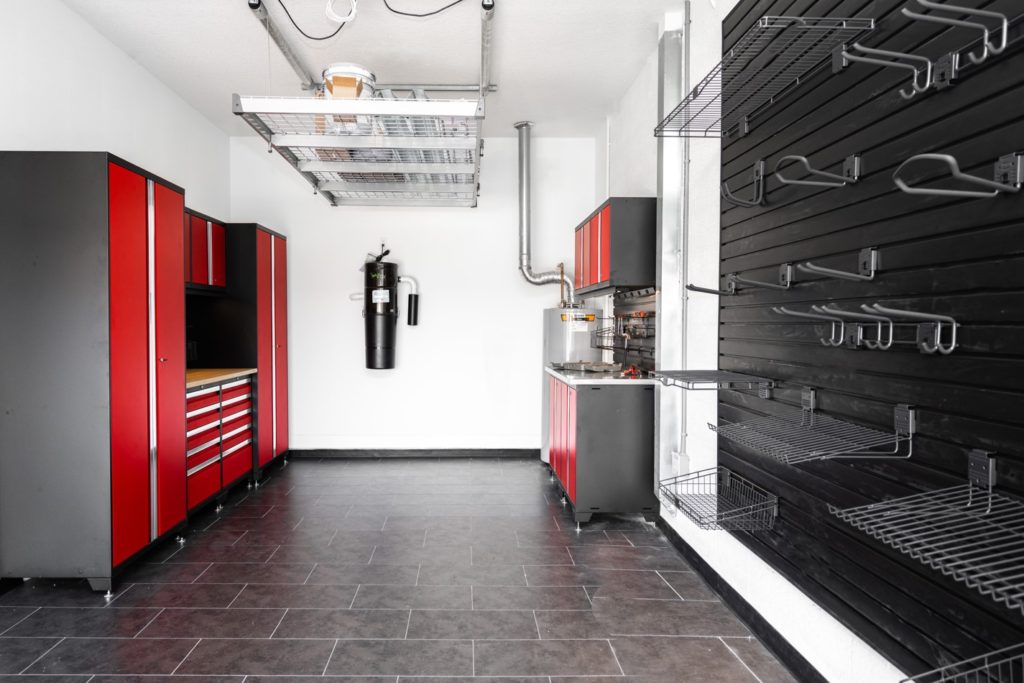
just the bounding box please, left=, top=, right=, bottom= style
left=814, top=304, right=895, bottom=350
left=686, top=280, right=737, bottom=296
left=722, top=160, right=766, bottom=207
left=893, top=153, right=1024, bottom=198
left=772, top=306, right=845, bottom=346
left=798, top=247, right=880, bottom=282
left=902, top=0, right=1008, bottom=66
left=775, top=155, right=862, bottom=188
left=834, top=42, right=933, bottom=99
left=687, top=264, right=793, bottom=295
left=866, top=303, right=959, bottom=354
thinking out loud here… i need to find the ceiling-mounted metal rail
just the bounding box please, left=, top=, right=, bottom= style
left=247, top=0, right=319, bottom=90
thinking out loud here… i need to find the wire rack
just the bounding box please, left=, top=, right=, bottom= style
left=655, top=16, right=874, bottom=138
left=233, top=94, right=483, bottom=207
left=660, top=467, right=778, bottom=531
left=832, top=452, right=1024, bottom=616
left=654, top=370, right=775, bottom=391
left=711, top=389, right=915, bottom=465
left=901, top=642, right=1024, bottom=683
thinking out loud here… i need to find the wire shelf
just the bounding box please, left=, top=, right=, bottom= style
left=655, top=16, right=874, bottom=138
left=233, top=94, right=484, bottom=207
left=901, top=642, right=1024, bottom=683
left=654, top=370, right=775, bottom=391
left=832, top=451, right=1024, bottom=616
left=660, top=467, right=778, bottom=531
left=711, top=389, right=915, bottom=465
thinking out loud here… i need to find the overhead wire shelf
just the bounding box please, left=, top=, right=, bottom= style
left=233, top=94, right=484, bottom=207
left=832, top=451, right=1024, bottom=616
left=654, top=16, right=874, bottom=138
left=653, top=370, right=775, bottom=391
left=901, top=642, right=1024, bottom=683
left=660, top=466, right=778, bottom=531
left=711, top=388, right=915, bottom=465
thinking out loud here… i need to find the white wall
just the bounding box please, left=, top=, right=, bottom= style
left=0, top=0, right=230, bottom=219
left=605, top=3, right=909, bottom=681
left=230, top=135, right=595, bottom=450
left=607, top=47, right=660, bottom=197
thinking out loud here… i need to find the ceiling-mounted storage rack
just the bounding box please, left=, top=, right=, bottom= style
left=233, top=94, right=484, bottom=207
left=900, top=642, right=1024, bottom=683
left=654, top=16, right=874, bottom=138
left=653, top=370, right=775, bottom=392
left=659, top=466, right=778, bottom=531
left=711, top=388, right=916, bottom=465
left=832, top=451, right=1024, bottom=616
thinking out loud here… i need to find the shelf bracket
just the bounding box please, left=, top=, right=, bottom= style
left=774, top=154, right=862, bottom=188
left=893, top=153, right=1023, bottom=198
left=834, top=42, right=933, bottom=100
left=798, top=247, right=880, bottom=282
left=721, top=160, right=765, bottom=207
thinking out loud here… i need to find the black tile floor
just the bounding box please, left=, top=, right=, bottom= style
left=0, top=457, right=797, bottom=682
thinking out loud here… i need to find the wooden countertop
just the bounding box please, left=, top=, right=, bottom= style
left=186, top=368, right=257, bottom=389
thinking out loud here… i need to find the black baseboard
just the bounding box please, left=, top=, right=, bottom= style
left=290, top=449, right=539, bottom=460
left=657, top=519, right=826, bottom=683
left=0, top=578, right=18, bottom=596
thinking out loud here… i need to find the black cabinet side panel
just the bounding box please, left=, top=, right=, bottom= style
left=714, top=0, right=1024, bottom=675
left=0, top=152, right=113, bottom=578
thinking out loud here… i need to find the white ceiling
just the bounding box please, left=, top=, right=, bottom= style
left=61, top=0, right=677, bottom=138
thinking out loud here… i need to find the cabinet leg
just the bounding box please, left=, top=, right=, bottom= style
left=643, top=512, right=660, bottom=524
left=574, top=512, right=592, bottom=524
left=87, top=577, right=112, bottom=594
left=175, top=535, right=186, bottom=545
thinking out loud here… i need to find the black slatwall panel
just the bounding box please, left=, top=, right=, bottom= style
left=714, top=0, right=1024, bottom=674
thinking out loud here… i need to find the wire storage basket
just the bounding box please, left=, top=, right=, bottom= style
left=901, top=642, right=1024, bottom=682
left=660, top=467, right=778, bottom=531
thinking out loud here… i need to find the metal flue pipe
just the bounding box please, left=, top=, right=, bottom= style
left=480, top=0, right=495, bottom=97
left=515, top=121, right=576, bottom=305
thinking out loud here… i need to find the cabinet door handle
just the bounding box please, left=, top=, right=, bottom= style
left=159, top=357, right=169, bottom=362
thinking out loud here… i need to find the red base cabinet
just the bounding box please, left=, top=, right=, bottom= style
left=0, top=152, right=186, bottom=591
left=185, top=375, right=255, bottom=512
left=546, top=370, right=658, bottom=524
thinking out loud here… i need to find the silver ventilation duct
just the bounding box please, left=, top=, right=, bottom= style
left=515, top=121, right=576, bottom=305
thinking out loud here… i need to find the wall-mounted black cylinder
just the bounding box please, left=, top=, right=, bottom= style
left=364, top=261, right=398, bottom=369
left=407, top=293, right=419, bottom=326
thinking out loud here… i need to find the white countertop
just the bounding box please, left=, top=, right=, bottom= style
left=544, top=366, right=659, bottom=387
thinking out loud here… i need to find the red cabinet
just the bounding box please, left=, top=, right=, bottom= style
left=572, top=198, right=656, bottom=295
left=256, top=229, right=289, bottom=470
left=108, top=161, right=186, bottom=564
left=185, top=376, right=254, bottom=512
left=186, top=210, right=227, bottom=288
left=548, top=378, right=577, bottom=503
left=567, top=387, right=577, bottom=504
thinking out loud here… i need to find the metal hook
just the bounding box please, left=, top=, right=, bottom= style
left=722, top=160, right=765, bottom=207
left=815, top=304, right=894, bottom=350
left=907, top=1, right=1008, bottom=64
left=866, top=303, right=958, bottom=354
left=798, top=247, right=879, bottom=282
left=772, top=306, right=845, bottom=346
left=775, top=155, right=861, bottom=188
left=838, top=43, right=933, bottom=99
left=730, top=264, right=795, bottom=292
left=686, top=280, right=737, bottom=296
left=893, top=153, right=1023, bottom=198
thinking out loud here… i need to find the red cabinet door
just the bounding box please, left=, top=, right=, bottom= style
left=273, top=236, right=288, bottom=456
left=599, top=205, right=611, bottom=284
left=581, top=222, right=591, bottom=288
left=559, top=382, right=568, bottom=486
left=588, top=217, right=599, bottom=287
left=154, top=182, right=186, bottom=536
left=108, top=162, right=150, bottom=566
left=210, top=223, right=226, bottom=287
left=189, top=215, right=208, bottom=285
left=256, top=230, right=274, bottom=467
left=567, top=387, right=577, bottom=504
left=574, top=228, right=583, bottom=289
left=548, top=376, right=556, bottom=466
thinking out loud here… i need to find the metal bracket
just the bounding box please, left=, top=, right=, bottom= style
left=799, top=247, right=880, bottom=282
left=893, top=153, right=1024, bottom=198
left=775, top=154, right=861, bottom=188
left=934, top=52, right=960, bottom=89
left=801, top=387, right=817, bottom=413
left=834, top=42, right=933, bottom=100
left=867, top=303, right=958, bottom=354
left=722, top=160, right=765, bottom=207
left=894, top=405, right=916, bottom=439
left=902, top=0, right=1008, bottom=66
left=686, top=279, right=737, bottom=296
left=731, top=264, right=795, bottom=291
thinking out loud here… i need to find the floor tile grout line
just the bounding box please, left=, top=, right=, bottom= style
left=367, top=546, right=377, bottom=565
left=655, top=570, right=687, bottom=602
left=132, top=607, right=165, bottom=638
left=225, top=584, right=248, bottom=608
left=403, top=609, right=413, bottom=639
left=348, top=584, right=361, bottom=609
left=191, top=563, right=214, bottom=584
left=263, top=545, right=282, bottom=564
left=470, top=584, right=474, bottom=611
left=291, top=516, right=305, bottom=532
left=581, top=585, right=594, bottom=607
left=0, top=605, right=40, bottom=636
left=414, top=563, right=422, bottom=587
left=719, top=635, right=764, bottom=683
left=18, top=636, right=65, bottom=675
left=232, top=531, right=250, bottom=547
left=303, top=563, right=319, bottom=585
left=268, top=607, right=289, bottom=639
left=606, top=637, right=627, bottom=676
left=168, top=637, right=202, bottom=676
left=532, top=609, right=542, bottom=639
left=471, top=638, right=476, bottom=677
left=321, top=638, right=339, bottom=676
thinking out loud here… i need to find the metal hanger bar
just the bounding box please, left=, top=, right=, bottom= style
left=721, top=161, right=766, bottom=207
left=799, top=247, right=879, bottom=281
left=892, top=153, right=1021, bottom=198
left=774, top=155, right=856, bottom=187
left=841, top=42, right=933, bottom=99
left=902, top=5, right=992, bottom=64
left=686, top=280, right=737, bottom=296
left=914, top=0, right=1008, bottom=59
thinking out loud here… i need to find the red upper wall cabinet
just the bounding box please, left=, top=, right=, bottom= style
left=572, top=197, right=656, bottom=295
left=186, top=210, right=226, bottom=288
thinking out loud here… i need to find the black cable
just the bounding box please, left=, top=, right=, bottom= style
left=382, top=0, right=466, bottom=18
left=277, top=0, right=346, bottom=40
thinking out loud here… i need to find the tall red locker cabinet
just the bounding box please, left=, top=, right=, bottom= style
left=256, top=229, right=289, bottom=471
left=0, top=153, right=186, bottom=591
